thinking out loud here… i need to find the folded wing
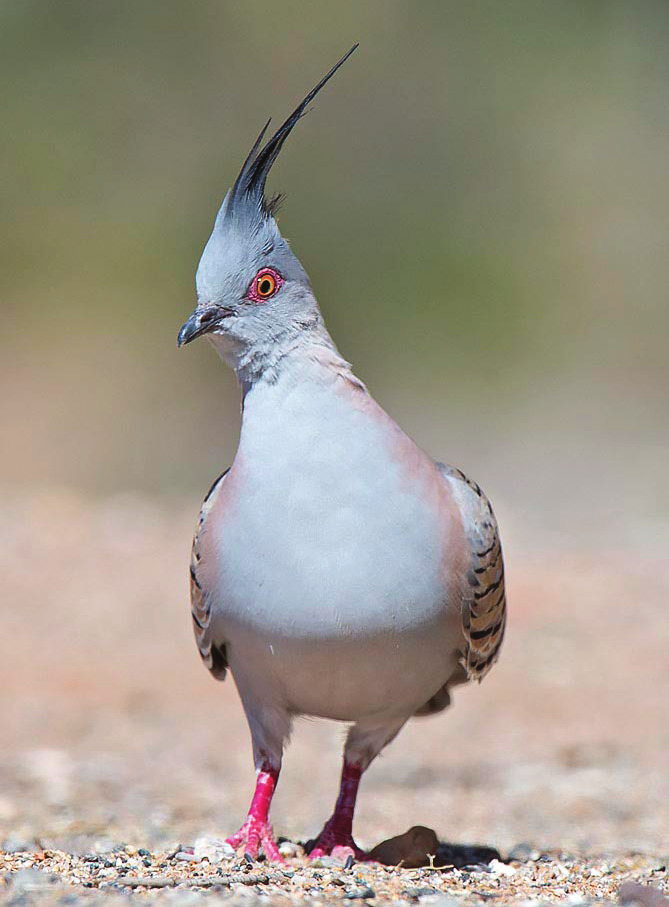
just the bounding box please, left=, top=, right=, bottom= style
left=439, top=463, right=506, bottom=681
left=190, top=470, right=230, bottom=679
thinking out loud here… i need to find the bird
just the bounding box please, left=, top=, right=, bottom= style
left=177, top=45, right=506, bottom=864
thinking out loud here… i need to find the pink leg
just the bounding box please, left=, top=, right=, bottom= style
left=226, top=764, right=284, bottom=862
left=308, top=761, right=369, bottom=861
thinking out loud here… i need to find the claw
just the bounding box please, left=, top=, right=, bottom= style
left=307, top=822, right=369, bottom=862
left=226, top=815, right=285, bottom=863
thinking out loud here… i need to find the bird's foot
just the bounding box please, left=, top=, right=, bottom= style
left=226, top=816, right=285, bottom=863
left=306, top=821, right=369, bottom=862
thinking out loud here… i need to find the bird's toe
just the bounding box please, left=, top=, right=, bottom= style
left=307, top=826, right=369, bottom=862
left=225, top=817, right=285, bottom=863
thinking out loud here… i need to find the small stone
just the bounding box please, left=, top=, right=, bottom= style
left=344, top=885, right=376, bottom=899
left=508, top=843, right=541, bottom=863
left=403, top=886, right=439, bottom=899
left=368, top=826, right=440, bottom=868
left=489, top=858, right=516, bottom=877
left=193, top=835, right=232, bottom=863
left=278, top=840, right=299, bottom=858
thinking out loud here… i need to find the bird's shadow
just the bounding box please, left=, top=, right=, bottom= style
left=433, top=840, right=502, bottom=869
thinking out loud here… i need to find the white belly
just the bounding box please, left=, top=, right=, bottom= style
left=226, top=621, right=460, bottom=721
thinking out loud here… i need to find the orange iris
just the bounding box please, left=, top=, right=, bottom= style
left=256, top=273, right=276, bottom=297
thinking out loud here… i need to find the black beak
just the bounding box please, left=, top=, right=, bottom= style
left=177, top=307, right=234, bottom=347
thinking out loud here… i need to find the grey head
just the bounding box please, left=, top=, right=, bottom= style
left=178, top=45, right=358, bottom=375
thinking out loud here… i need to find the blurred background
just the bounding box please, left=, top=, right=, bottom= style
left=1, top=1, right=667, bottom=859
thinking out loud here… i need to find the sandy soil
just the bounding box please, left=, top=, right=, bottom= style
left=0, top=490, right=667, bottom=904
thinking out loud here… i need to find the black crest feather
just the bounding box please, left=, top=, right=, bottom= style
left=230, top=44, right=358, bottom=217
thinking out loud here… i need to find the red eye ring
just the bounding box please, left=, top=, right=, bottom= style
left=247, top=267, right=283, bottom=303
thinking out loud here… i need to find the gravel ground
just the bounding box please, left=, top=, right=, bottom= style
left=1, top=843, right=667, bottom=906
left=1, top=490, right=668, bottom=906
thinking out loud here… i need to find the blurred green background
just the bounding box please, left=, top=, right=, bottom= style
left=2, top=0, right=668, bottom=547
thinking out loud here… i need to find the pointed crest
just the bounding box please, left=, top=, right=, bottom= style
left=229, top=44, right=358, bottom=218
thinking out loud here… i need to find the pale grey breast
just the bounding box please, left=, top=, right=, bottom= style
left=210, top=374, right=461, bottom=644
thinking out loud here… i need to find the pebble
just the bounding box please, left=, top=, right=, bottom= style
left=192, top=835, right=234, bottom=863
left=279, top=840, right=300, bottom=858
left=344, top=886, right=377, bottom=899
left=369, top=826, right=440, bottom=869
left=402, top=885, right=439, bottom=898
left=489, top=858, right=517, bottom=877
left=507, top=843, right=541, bottom=863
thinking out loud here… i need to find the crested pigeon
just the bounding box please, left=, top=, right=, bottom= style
left=178, top=46, right=506, bottom=863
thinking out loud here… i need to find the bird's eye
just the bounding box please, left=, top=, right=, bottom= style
left=248, top=268, right=282, bottom=303
left=257, top=274, right=276, bottom=297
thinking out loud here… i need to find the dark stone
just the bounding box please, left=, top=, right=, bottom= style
left=403, top=886, right=439, bottom=899
left=368, top=826, right=440, bottom=868
left=344, top=886, right=376, bottom=899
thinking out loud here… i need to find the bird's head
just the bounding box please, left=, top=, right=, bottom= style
left=178, top=45, right=358, bottom=371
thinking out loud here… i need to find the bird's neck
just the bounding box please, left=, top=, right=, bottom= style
left=234, top=334, right=374, bottom=472
left=208, top=318, right=355, bottom=392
